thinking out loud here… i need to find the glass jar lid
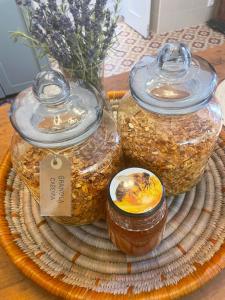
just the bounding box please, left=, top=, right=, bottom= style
left=109, top=167, right=164, bottom=217
left=130, top=42, right=217, bottom=114
left=10, top=70, right=103, bottom=148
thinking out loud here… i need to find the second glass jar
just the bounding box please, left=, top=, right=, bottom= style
left=118, top=43, right=222, bottom=195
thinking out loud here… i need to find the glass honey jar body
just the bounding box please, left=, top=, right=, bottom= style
left=118, top=43, right=222, bottom=195
left=107, top=168, right=167, bottom=256
left=10, top=71, right=123, bottom=225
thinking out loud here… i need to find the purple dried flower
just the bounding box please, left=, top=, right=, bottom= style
left=88, top=48, right=95, bottom=62
left=31, top=20, right=46, bottom=43
left=69, top=5, right=78, bottom=21
left=16, top=0, right=31, bottom=6
left=94, top=0, right=107, bottom=21
left=60, top=15, right=72, bottom=30
left=80, top=0, right=91, bottom=30
left=47, top=0, right=57, bottom=11
left=51, top=31, right=62, bottom=44
left=14, top=0, right=120, bottom=89
left=105, top=10, right=111, bottom=28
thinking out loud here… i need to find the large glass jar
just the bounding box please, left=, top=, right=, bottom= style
left=118, top=43, right=222, bottom=195
left=10, top=70, right=123, bottom=225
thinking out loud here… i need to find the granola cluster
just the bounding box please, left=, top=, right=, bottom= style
left=118, top=94, right=221, bottom=195
left=12, top=112, right=123, bottom=225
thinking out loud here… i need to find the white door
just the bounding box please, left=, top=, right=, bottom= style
left=122, top=0, right=151, bottom=38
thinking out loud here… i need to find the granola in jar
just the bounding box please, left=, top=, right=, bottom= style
left=118, top=94, right=221, bottom=195
left=10, top=70, right=123, bottom=225
left=118, top=43, right=222, bottom=195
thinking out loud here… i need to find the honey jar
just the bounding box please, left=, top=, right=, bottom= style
left=107, top=168, right=167, bottom=256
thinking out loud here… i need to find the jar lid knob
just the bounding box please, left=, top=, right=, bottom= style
left=157, top=42, right=191, bottom=76
left=32, top=70, right=70, bottom=106
left=129, top=42, right=217, bottom=115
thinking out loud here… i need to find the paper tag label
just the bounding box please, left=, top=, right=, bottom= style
left=40, top=154, right=71, bottom=216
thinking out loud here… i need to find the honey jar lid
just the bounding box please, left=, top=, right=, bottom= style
left=129, top=42, right=217, bottom=115
left=10, top=70, right=103, bottom=148
left=109, top=168, right=164, bottom=216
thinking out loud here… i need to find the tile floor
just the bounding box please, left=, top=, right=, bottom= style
left=1, top=21, right=225, bottom=105
left=104, top=21, right=225, bottom=77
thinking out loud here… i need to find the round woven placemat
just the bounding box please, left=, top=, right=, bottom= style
left=1, top=95, right=225, bottom=299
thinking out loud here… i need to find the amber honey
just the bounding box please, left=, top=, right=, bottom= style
left=107, top=168, right=167, bottom=256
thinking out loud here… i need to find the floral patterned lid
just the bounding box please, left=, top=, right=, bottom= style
left=109, top=168, right=163, bottom=215
left=10, top=70, right=103, bottom=148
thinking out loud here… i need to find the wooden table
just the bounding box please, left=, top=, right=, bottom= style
left=1, top=44, right=225, bottom=299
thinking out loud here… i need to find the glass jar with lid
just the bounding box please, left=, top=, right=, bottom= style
left=107, top=167, right=167, bottom=256
left=118, top=43, right=222, bottom=195
left=10, top=70, right=123, bottom=225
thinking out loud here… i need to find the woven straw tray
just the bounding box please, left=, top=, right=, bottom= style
left=1, top=92, right=225, bottom=300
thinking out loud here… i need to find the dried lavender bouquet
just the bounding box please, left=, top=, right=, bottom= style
left=13, top=0, right=120, bottom=90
